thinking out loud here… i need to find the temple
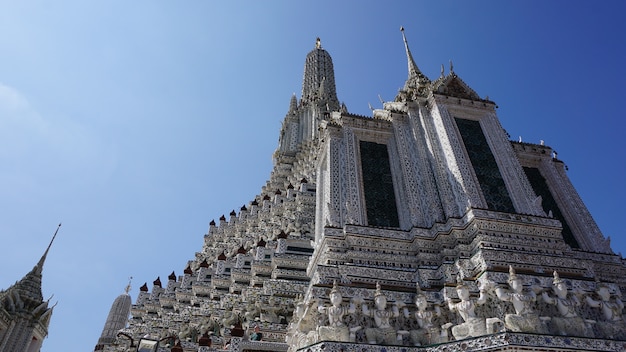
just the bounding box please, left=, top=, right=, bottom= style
left=95, top=31, right=626, bottom=352
left=0, top=225, right=58, bottom=352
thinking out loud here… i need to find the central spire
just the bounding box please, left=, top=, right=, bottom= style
left=300, top=38, right=340, bottom=110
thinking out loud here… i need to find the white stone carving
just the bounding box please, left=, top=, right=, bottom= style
left=362, top=283, right=401, bottom=345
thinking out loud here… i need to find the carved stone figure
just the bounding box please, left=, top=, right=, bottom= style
left=286, top=296, right=317, bottom=352
left=243, top=298, right=261, bottom=324
left=260, top=297, right=281, bottom=323
left=541, top=271, right=590, bottom=337
left=363, top=283, right=400, bottom=345
left=406, top=284, right=441, bottom=346
left=494, top=266, right=542, bottom=333
left=444, top=278, right=488, bottom=340
left=317, top=281, right=356, bottom=342
left=221, top=311, right=241, bottom=337
left=585, top=282, right=625, bottom=339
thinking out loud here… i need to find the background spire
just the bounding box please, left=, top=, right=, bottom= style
left=39, top=223, right=61, bottom=268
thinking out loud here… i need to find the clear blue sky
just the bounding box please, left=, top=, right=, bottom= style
left=1, top=1, right=624, bottom=351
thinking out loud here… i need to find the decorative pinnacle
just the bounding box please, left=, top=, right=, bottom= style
left=553, top=271, right=563, bottom=285
left=399, top=26, right=430, bottom=90
left=38, top=223, right=61, bottom=268
left=125, top=277, right=133, bottom=294
left=400, top=27, right=418, bottom=78
left=316, top=37, right=321, bottom=49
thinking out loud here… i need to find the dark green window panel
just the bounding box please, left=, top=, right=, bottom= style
left=523, top=167, right=580, bottom=249
left=360, top=141, right=399, bottom=228
left=454, top=118, right=515, bottom=213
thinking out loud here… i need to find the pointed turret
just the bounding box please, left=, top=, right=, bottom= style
left=288, top=94, right=297, bottom=115
left=0, top=224, right=60, bottom=352
left=396, top=27, right=431, bottom=101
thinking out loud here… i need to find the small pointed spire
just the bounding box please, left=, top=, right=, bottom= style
left=315, top=37, right=321, bottom=49
left=396, top=27, right=430, bottom=102
left=257, top=238, right=266, bottom=247
left=288, top=93, right=298, bottom=114
left=400, top=27, right=429, bottom=84
left=401, top=27, right=417, bottom=78
left=37, top=223, right=61, bottom=271
left=184, top=265, right=193, bottom=275
left=125, top=277, right=132, bottom=294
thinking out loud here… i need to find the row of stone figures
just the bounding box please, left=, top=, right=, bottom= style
left=175, top=297, right=291, bottom=343
left=297, top=268, right=625, bottom=348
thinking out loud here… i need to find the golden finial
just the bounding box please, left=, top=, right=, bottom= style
left=316, top=37, right=321, bottom=49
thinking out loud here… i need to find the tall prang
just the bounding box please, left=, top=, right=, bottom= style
left=277, top=38, right=343, bottom=159
left=94, top=280, right=132, bottom=351
left=99, top=32, right=626, bottom=352
left=0, top=225, right=58, bottom=352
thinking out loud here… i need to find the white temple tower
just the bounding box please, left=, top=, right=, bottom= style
left=97, top=31, right=626, bottom=352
